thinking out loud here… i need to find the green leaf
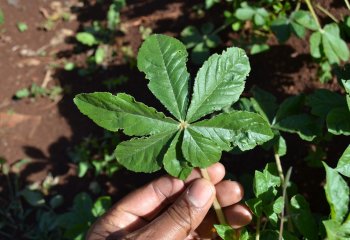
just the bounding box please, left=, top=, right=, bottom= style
left=182, top=128, right=221, bottom=168
left=92, top=196, right=111, bottom=217
left=274, top=114, right=322, bottom=141
left=250, top=44, right=269, bottom=55
left=95, top=46, right=105, bottom=64
left=186, top=47, right=250, bottom=122
left=235, top=4, right=255, bottom=21
left=74, top=92, right=178, bottom=135
left=214, top=224, right=235, bottom=240
left=17, top=22, right=28, bottom=32
left=310, top=31, right=322, bottom=58
left=163, top=131, right=193, bottom=180
left=306, top=89, right=346, bottom=118
left=253, top=163, right=281, bottom=202
left=322, top=24, right=350, bottom=64
left=274, top=95, right=304, bottom=123
left=20, top=188, right=45, bottom=207
left=78, top=161, right=90, bottom=177
left=327, top=107, right=350, bottom=135
left=290, top=194, right=318, bottom=240
left=137, top=34, right=190, bottom=120
left=275, top=134, right=286, bottom=157
left=271, top=17, right=291, bottom=43
left=246, top=198, right=263, bottom=217
left=76, top=32, right=98, bottom=46
left=251, top=86, right=278, bottom=123
left=293, top=10, right=318, bottom=31
left=323, top=162, right=349, bottom=222
left=15, top=88, right=30, bottom=99
left=323, top=220, right=350, bottom=240
left=336, top=145, right=350, bottom=177
left=191, top=42, right=210, bottom=65
left=115, top=130, right=176, bottom=173
left=191, top=111, right=273, bottom=151
left=181, top=26, right=202, bottom=48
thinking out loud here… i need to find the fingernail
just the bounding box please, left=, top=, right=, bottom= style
left=187, top=179, right=214, bottom=208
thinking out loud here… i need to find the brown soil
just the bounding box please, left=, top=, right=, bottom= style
left=0, top=0, right=348, bottom=215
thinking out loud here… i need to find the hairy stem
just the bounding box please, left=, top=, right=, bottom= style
left=274, top=152, right=285, bottom=184
left=316, top=4, right=339, bottom=23
left=304, top=0, right=322, bottom=30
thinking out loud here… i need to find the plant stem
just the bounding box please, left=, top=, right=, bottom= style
left=273, top=150, right=294, bottom=233
left=278, top=168, right=293, bottom=240
left=200, top=168, right=238, bottom=239
left=316, top=4, right=339, bottom=23
left=294, top=0, right=301, bottom=12
left=304, top=0, right=322, bottom=30
left=256, top=217, right=261, bottom=240
left=200, top=168, right=227, bottom=225
left=274, top=152, right=285, bottom=184
left=345, top=0, right=350, bottom=11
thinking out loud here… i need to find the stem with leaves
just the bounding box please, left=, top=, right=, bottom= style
left=304, top=0, right=322, bottom=30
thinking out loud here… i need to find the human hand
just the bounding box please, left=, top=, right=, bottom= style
left=87, top=163, right=252, bottom=240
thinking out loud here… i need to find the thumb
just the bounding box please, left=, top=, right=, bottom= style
left=124, top=178, right=215, bottom=240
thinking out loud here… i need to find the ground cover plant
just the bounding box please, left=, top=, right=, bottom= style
left=1, top=0, right=350, bottom=239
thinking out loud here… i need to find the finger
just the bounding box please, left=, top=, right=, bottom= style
left=87, top=163, right=224, bottom=239
left=224, top=204, right=252, bottom=229
left=124, top=179, right=215, bottom=240
left=215, top=180, right=244, bottom=207
left=186, top=162, right=225, bottom=184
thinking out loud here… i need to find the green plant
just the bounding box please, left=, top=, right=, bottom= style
left=74, top=34, right=273, bottom=234
left=14, top=83, right=63, bottom=101
left=181, top=22, right=221, bottom=65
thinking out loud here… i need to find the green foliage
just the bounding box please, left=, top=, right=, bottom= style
left=181, top=22, right=221, bottom=65
left=68, top=132, right=122, bottom=177
left=271, top=10, right=317, bottom=42
left=107, top=0, right=126, bottom=30
left=76, top=32, right=98, bottom=46
left=235, top=2, right=269, bottom=27
left=14, top=83, right=63, bottom=101
left=58, top=193, right=111, bottom=240
left=74, top=34, right=273, bottom=179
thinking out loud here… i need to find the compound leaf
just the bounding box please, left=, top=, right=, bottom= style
left=74, top=92, right=178, bottom=136
left=182, top=128, right=221, bottom=168
left=115, top=130, right=177, bottom=173
left=186, top=47, right=250, bottom=122
left=137, top=34, right=190, bottom=121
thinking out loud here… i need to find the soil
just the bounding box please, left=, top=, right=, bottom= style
left=0, top=0, right=348, bottom=218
